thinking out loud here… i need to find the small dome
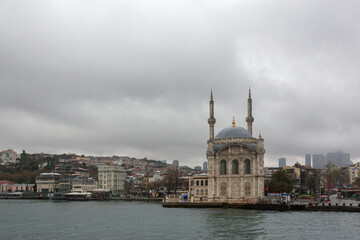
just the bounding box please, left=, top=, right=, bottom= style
left=215, top=126, right=252, bottom=139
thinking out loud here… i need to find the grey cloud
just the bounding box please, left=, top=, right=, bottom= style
left=0, top=1, right=359, bottom=167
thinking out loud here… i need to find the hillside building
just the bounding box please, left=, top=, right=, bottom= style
left=97, top=165, right=125, bottom=195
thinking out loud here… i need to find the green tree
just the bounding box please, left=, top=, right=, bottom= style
left=42, top=156, right=58, bottom=171
left=268, top=170, right=293, bottom=193
left=331, top=168, right=349, bottom=188
left=19, top=150, right=39, bottom=171
left=0, top=169, right=42, bottom=184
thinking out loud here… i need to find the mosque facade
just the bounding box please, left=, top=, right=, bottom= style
left=205, top=89, right=265, bottom=203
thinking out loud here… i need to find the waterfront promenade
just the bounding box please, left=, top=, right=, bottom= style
left=162, top=201, right=360, bottom=212
left=162, top=193, right=360, bottom=212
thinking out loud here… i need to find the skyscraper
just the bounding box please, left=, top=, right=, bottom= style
left=305, top=154, right=311, bottom=167
left=279, top=158, right=286, bottom=168
left=203, top=161, right=208, bottom=172
left=312, top=154, right=326, bottom=169
left=173, top=160, right=179, bottom=167
left=327, top=151, right=351, bottom=167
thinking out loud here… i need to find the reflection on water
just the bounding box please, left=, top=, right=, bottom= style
left=0, top=200, right=360, bottom=240
left=204, top=209, right=265, bottom=239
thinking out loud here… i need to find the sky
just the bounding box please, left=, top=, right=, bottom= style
left=0, top=0, right=359, bottom=167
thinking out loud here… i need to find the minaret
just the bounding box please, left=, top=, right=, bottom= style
left=208, top=89, right=216, bottom=140
left=246, top=87, right=254, bottom=135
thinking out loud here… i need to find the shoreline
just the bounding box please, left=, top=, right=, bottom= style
left=162, top=202, right=360, bottom=212
left=1, top=197, right=359, bottom=212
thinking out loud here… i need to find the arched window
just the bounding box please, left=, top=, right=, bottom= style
left=244, top=159, right=251, bottom=174
left=232, top=160, right=239, bottom=174
left=196, top=180, right=199, bottom=186
left=220, top=160, right=227, bottom=175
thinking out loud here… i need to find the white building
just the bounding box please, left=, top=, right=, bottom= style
left=149, top=172, right=164, bottom=183
left=0, top=149, right=19, bottom=165
left=71, top=177, right=97, bottom=193
left=97, top=165, right=125, bottom=195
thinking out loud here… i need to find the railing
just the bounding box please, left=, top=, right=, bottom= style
left=163, top=194, right=190, bottom=203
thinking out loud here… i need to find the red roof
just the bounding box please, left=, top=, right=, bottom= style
left=0, top=180, right=16, bottom=184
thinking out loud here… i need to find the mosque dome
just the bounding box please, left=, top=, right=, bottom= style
left=215, top=126, right=252, bottom=139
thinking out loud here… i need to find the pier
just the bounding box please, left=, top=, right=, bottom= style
left=162, top=202, right=360, bottom=212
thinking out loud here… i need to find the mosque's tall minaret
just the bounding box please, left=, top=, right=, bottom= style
left=246, top=88, right=254, bottom=135
left=208, top=89, right=216, bottom=140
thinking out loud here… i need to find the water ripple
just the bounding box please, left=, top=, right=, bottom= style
left=0, top=200, right=359, bottom=240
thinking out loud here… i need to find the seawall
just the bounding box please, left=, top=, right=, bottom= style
left=162, top=202, right=360, bottom=212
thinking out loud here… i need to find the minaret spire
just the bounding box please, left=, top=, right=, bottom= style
left=208, top=89, right=216, bottom=140
left=246, top=87, right=254, bottom=135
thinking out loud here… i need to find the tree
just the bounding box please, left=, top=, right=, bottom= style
left=162, top=168, right=183, bottom=194
left=19, top=151, right=39, bottom=171
left=323, top=162, right=350, bottom=190
left=306, top=173, right=317, bottom=194
left=354, top=177, right=360, bottom=188
left=323, top=162, right=335, bottom=191
left=43, top=156, right=58, bottom=171
left=268, top=170, right=293, bottom=193
left=331, top=168, right=349, bottom=188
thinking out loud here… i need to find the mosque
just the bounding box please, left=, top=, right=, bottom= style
left=189, top=89, right=265, bottom=204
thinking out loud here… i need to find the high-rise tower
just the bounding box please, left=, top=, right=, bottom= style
left=208, top=89, right=216, bottom=140
left=246, top=88, right=254, bottom=135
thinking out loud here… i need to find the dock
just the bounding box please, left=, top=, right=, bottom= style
left=162, top=202, right=360, bottom=212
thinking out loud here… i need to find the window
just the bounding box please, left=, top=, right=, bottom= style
left=232, top=160, right=239, bottom=174
left=245, top=182, right=251, bottom=196
left=244, top=159, right=251, bottom=174
left=191, top=180, right=194, bottom=186
left=220, top=160, right=227, bottom=175
left=205, top=180, right=208, bottom=186
left=220, top=182, right=227, bottom=196
left=201, top=180, right=204, bottom=186
left=196, top=180, right=199, bottom=186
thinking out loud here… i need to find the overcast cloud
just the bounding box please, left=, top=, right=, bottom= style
left=0, top=0, right=359, bottom=167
